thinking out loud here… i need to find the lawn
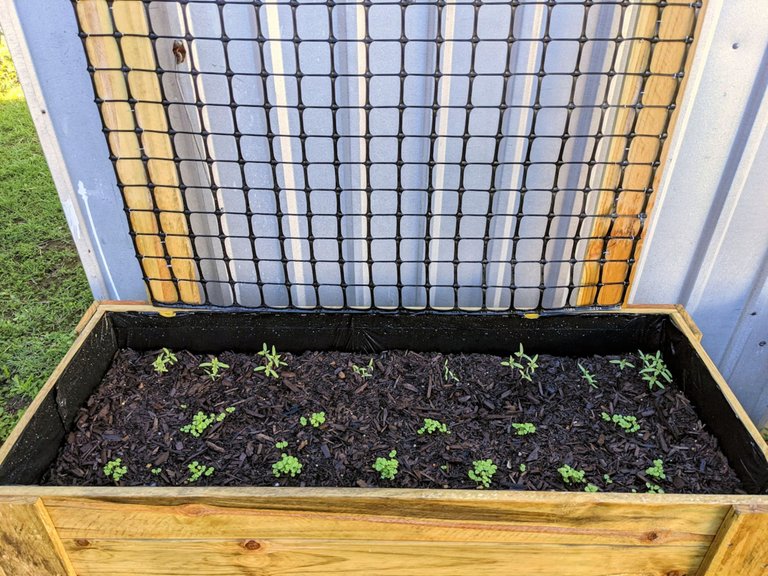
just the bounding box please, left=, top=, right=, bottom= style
left=0, top=38, right=91, bottom=441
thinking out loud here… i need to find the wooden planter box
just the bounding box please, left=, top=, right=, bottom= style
left=0, top=303, right=766, bottom=576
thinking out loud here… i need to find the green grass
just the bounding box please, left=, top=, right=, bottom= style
left=0, top=39, right=91, bottom=441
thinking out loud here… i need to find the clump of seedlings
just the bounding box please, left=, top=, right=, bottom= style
left=352, top=358, right=374, bottom=379
left=417, top=418, right=450, bottom=435
left=584, top=483, right=599, bottom=492
left=372, top=450, right=399, bottom=480
left=638, top=350, right=673, bottom=390
left=468, top=459, right=497, bottom=489
left=152, top=348, right=178, bottom=374
left=578, top=363, right=598, bottom=388
left=255, top=343, right=288, bottom=379
left=558, top=465, right=586, bottom=485
left=187, top=461, right=214, bottom=483
left=646, top=458, right=666, bottom=481
left=180, top=407, right=235, bottom=437
left=272, top=441, right=302, bottom=478
left=601, top=412, right=640, bottom=433
left=103, top=458, right=127, bottom=482
left=609, top=358, right=635, bottom=371
left=511, top=422, right=536, bottom=436
left=501, top=344, right=538, bottom=382
left=199, top=356, right=229, bottom=381
left=300, top=411, right=326, bottom=428
left=443, top=359, right=459, bottom=383
left=646, top=482, right=665, bottom=494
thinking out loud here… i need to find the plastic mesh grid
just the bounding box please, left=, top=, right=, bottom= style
left=73, top=0, right=700, bottom=311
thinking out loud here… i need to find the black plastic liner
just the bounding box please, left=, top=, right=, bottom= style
left=2, top=310, right=766, bottom=492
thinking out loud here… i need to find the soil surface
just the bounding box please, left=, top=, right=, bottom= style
left=44, top=348, right=743, bottom=493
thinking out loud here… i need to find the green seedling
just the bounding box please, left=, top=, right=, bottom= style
left=468, top=459, right=497, bottom=489
left=511, top=422, right=536, bottom=436
left=199, top=356, right=229, bottom=380
left=352, top=358, right=374, bottom=379
left=601, top=412, right=640, bottom=433
left=103, top=458, right=127, bottom=482
left=187, top=461, right=214, bottom=483
left=646, top=482, right=665, bottom=494
left=254, top=343, right=288, bottom=379
left=440, top=464, right=449, bottom=472
left=372, top=450, right=399, bottom=480
left=275, top=441, right=288, bottom=449
left=272, top=454, right=303, bottom=478
left=609, top=358, right=635, bottom=371
left=300, top=411, right=326, bottom=428
left=180, top=408, right=234, bottom=437
left=443, top=359, right=459, bottom=383
left=519, top=463, right=527, bottom=473
left=417, top=418, right=450, bottom=435
left=646, top=459, right=666, bottom=481
left=558, top=464, right=586, bottom=484
left=153, top=347, right=178, bottom=374
left=150, top=467, right=162, bottom=475
left=584, top=483, right=599, bottom=493
left=501, top=343, right=538, bottom=382
left=578, top=362, right=598, bottom=388
left=603, top=474, right=613, bottom=484
left=638, top=350, right=673, bottom=390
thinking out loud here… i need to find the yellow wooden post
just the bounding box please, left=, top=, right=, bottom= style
left=76, top=0, right=201, bottom=304
left=696, top=505, right=768, bottom=576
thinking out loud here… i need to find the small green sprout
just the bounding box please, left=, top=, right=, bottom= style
left=372, top=450, right=399, bottom=480
left=558, top=464, right=586, bottom=484
left=273, top=454, right=303, bottom=478
left=300, top=411, right=326, bottom=428
left=352, top=358, right=374, bottom=379
left=180, top=408, right=234, bottom=437
left=584, top=483, right=599, bottom=493
left=180, top=403, right=187, bottom=410
left=150, top=467, right=162, bottom=475
left=638, top=350, right=673, bottom=390
left=501, top=344, right=538, bottom=382
left=519, top=463, right=527, bottom=473
left=254, top=343, right=288, bottom=379
left=468, top=459, right=497, bottom=489
left=646, top=482, right=665, bottom=494
left=152, top=348, right=178, bottom=374
left=187, top=461, right=214, bottom=483
left=601, top=412, right=640, bottom=433
left=103, top=458, right=127, bottom=482
left=417, top=418, right=450, bottom=435
left=199, top=356, right=229, bottom=380
left=646, top=459, right=666, bottom=481
left=603, top=474, right=613, bottom=484
left=578, top=362, right=597, bottom=388
left=610, top=358, right=635, bottom=371
left=275, top=441, right=288, bottom=449
left=440, top=464, right=449, bottom=471
left=443, top=359, right=459, bottom=383
left=511, top=422, right=537, bottom=436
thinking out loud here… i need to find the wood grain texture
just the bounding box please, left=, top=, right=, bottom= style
left=696, top=505, right=768, bottom=576
left=62, top=538, right=707, bottom=576
left=75, top=0, right=200, bottom=304
left=0, top=499, right=74, bottom=576
left=578, top=2, right=701, bottom=306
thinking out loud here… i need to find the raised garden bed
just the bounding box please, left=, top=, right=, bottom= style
left=0, top=303, right=766, bottom=575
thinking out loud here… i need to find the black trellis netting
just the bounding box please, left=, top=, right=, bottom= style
left=73, top=0, right=700, bottom=311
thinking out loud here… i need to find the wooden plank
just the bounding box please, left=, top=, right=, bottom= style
left=75, top=0, right=201, bottom=304
left=0, top=498, right=74, bottom=576
left=578, top=2, right=701, bottom=306
left=696, top=505, right=768, bottom=576
left=62, top=538, right=707, bottom=576
left=43, top=496, right=725, bottom=545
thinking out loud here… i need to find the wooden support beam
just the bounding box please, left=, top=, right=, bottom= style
left=0, top=498, right=75, bottom=576
left=578, top=1, right=701, bottom=306
left=696, top=505, right=768, bottom=575
left=75, top=0, right=201, bottom=304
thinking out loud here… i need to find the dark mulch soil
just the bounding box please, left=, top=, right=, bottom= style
left=44, top=348, right=743, bottom=494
